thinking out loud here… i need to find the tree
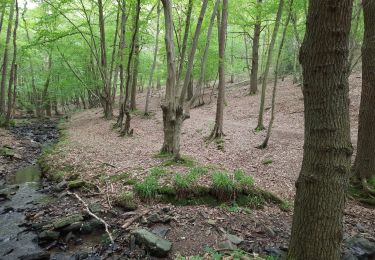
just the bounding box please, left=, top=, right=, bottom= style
left=352, top=0, right=375, bottom=194
left=288, top=0, right=354, bottom=259
left=256, top=0, right=284, bottom=131
left=208, top=0, right=228, bottom=140
left=250, top=0, right=262, bottom=95
left=0, top=0, right=15, bottom=115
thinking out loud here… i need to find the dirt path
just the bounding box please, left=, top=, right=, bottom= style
left=41, top=74, right=374, bottom=259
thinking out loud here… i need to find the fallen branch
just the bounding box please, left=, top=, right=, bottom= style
left=67, top=191, right=114, bottom=244
left=122, top=209, right=150, bottom=229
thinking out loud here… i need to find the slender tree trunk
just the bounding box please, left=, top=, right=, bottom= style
left=116, top=0, right=126, bottom=126
left=230, top=36, right=234, bottom=83
left=250, top=0, right=262, bottom=95
left=291, top=12, right=302, bottom=84
left=352, top=0, right=375, bottom=193
left=130, top=42, right=140, bottom=111
left=11, top=64, right=17, bottom=117
left=258, top=0, right=292, bottom=149
left=0, top=0, right=15, bottom=115
left=98, top=0, right=112, bottom=119
left=145, top=0, right=161, bottom=116
left=0, top=2, right=6, bottom=37
left=176, top=0, right=193, bottom=86
left=5, top=0, right=18, bottom=124
left=288, top=0, right=353, bottom=259
left=244, top=34, right=251, bottom=86
left=42, top=52, right=53, bottom=118
left=255, top=0, right=283, bottom=131
left=189, top=0, right=220, bottom=108
left=178, top=0, right=208, bottom=105
left=119, top=0, right=140, bottom=135
left=208, top=0, right=227, bottom=140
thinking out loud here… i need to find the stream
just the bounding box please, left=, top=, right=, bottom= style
left=0, top=121, right=58, bottom=259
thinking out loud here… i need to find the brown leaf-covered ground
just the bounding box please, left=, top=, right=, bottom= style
left=43, top=74, right=374, bottom=258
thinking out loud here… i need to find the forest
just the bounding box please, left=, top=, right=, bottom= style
left=0, top=0, right=374, bottom=259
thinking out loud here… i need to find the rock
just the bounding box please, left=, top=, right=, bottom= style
left=19, top=252, right=50, bottom=260
left=264, top=246, right=286, bottom=258
left=342, top=250, right=358, bottom=260
left=151, top=225, right=170, bottom=238
left=68, top=180, right=85, bottom=189
left=263, top=225, right=276, bottom=237
left=133, top=228, right=172, bottom=257
left=62, top=221, right=83, bottom=233
left=147, top=213, right=171, bottom=224
left=52, top=214, right=84, bottom=229
left=346, top=236, right=375, bottom=258
left=206, top=219, right=217, bottom=225
left=218, top=240, right=237, bottom=251
left=114, top=192, right=138, bottom=211
left=53, top=181, right=68, bottom=192
left=80, top=219, right=104, bottom=234
left=38, top=230, right=60, bottom=242
left=0, top=146, right=15, bottom=157
left=226, top=233, right=244, bottom=245
left=88, top=203, right=103, bottom=214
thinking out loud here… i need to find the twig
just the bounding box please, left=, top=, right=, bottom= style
left=67, top=191, right=114, bottom=244
left=122, top=209, right=150, bottom=229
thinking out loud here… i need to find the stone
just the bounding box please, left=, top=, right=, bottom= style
left=147, top=213, right=171, bottom=224
left=38, top=230, right=60, bottom=242
left=88, top=203, right=103, bottom=214
left=226, top=233, right=244, bottom=245
left=218, top=240, right=237, bottom=251
left=133, top=228, right=172, bottom=257
left=62, top=221, right=83, bottom=233
left=52, top=214, right=84, bottom=229
left=80, top=219, right=104, bottom=234
left=151, top=225, right=170, bottom=238
left=346, top=236, right=375, bottom=258
left=68, top=180, right=85, bottom=189
left=19, top=252, right=50, bottom=260
left=54, top=181, right=68, bottom=192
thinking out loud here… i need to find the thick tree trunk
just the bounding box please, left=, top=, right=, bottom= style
left=161, top=104, right=183, bottom=158
left=352, top=0, right=375, bottom=186
left=288, top=0, right=353, bottom=259
left=0, top=0, right=15, bottom=115
left=256, top=0, right=283, bottom=130
left=250, top=0, right=262, bottom=95
left=209, top=0, right=227, bottom=140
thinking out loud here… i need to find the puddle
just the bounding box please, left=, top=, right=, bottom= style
left=6, top=165, right=41, bottom=185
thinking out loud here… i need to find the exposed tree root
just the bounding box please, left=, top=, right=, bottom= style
left=361, top=178, right=375, bottom=196
left=122, top=209, right=150, bottom=229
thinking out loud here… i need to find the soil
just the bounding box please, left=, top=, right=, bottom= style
left=0, top=74, right=374, bottom=259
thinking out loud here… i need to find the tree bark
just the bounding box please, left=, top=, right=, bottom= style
left=5, top=0, right=18, bottom=124
left=0, top=0, right=15, bottom=115
left=208, top=0, right=227, bottom=140
left=250, top=0, right=262, bottom=95
left=258, top=0, right=292, bottom=149
left=288, top=0, right=354, bottom=259
left=189, top=0, right=220, bottom=108
left=145, top=0, right=161, bottom=116
left=352, top=0, right=375, bottom=186
left=130, top=43, right=139, bottom=110
left=256, top=0, right=283, bottom=130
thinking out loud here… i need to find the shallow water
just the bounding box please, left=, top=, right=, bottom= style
left=7, top=165, right=41, bottom=185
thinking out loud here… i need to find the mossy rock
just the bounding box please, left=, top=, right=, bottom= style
left=66, top=172, right=80, bottom=181
left=68, top=180, right=86, bottom=189
left=0, top=146, right=15, bottom=157
left=114, top=191, right=138, bottom=211
left=52, top=214, right=84, bottom=229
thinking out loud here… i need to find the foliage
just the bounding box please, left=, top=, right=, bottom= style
left=212, top=171, right=235, bottom=201
left=134, top=176, right=159, bottom=201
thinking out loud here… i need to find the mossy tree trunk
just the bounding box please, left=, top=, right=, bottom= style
left=250, top=0, right=262, bottom=95
left=288, top=0, right=354, bottom=259
left=352, top=0, right=375, bottom=193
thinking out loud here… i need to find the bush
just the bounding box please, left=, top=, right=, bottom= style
left=134, top=176, right=159, bottom=201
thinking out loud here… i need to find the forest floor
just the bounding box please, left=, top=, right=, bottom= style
left=1, top=74, right=374, bottom=259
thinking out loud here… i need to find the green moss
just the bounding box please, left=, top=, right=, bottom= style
left=162, top=156, right=195, bottom=168
left=149, top=166, right=167, bottom=177
left=349, top=179, right=375, bottom=206
left=262, top=159, right=273, bottom=165
left=114, top=191, right=138, bottom=210
left=68, top=180, right=86, bottom=189
left=110, top=172, right=130, bottom=182
left=52, top=171, right=66, bottom=182
left=234, top=169, right=254, bottom=190
left=280, top=200, right=292, bottom=211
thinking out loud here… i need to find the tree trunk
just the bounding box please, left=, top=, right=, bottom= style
left=288, top=0, right=354, bottom=259
left=250, top=0, right=262, bottom=95
left=0, top=0, right=15, bottom=115
left=256, top=0, right=283, bottom=131
left=160, top=0, right=184, bottom=160
left=208, top=0, right=227, bottom=140
left=130, top=43, right=139, bottom=110
left=258, top=0, right=292, bottom=149
left=98, top=0, right=112, bottom=119
left=5, top=0, right=18, bottom=125
left=230, top=36, right=234, bottom=83
left=352, top=0, right=375, bottom=189
left=145, top=0, right=161, bottom=116
left=0, top=2, right=6, bottom=36
left=119, top=0, right=140, bottom=135
left=189, top=0, right=220, bottom=108
left=178, top=0, right=208, bottom=105
left=117, top=0, right=126, bottom=124
left=176, top=0, right=193, bottom=85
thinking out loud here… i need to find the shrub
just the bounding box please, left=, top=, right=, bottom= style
left=134, top=176, right=159, bottom=201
